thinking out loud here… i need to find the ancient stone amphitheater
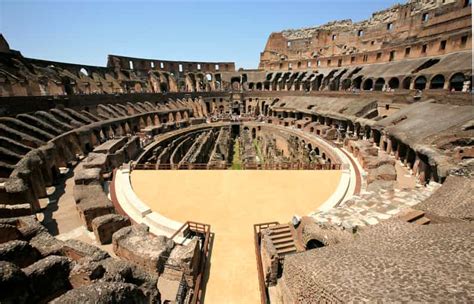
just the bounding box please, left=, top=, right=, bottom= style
left=0, top=0, right=473, bottom=303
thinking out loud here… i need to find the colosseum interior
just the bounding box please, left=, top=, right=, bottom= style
left=0, top=0, right=472, bottom=303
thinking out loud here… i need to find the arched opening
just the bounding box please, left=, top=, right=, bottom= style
left=251, top=128, right=256, bottom=139
left=363, top=78, right=373, bottom=91
left=248, top=83, right=254, bottom=90
left=79, top=68, right=89, bottom=77
left=374, top=78, right=385, bottom=91
left=160, top=83, right=168, bottom=93
left=315, top=147, right=320, bottom=155
left=61, top=77, right=74, bottom=95
left=414, top=76, right=427, bottom=90
left=256, top=82, right=263, bottom=91
left=429, top=74, right=445, bottom=89
left=449, top=73, right=465, bottom=91
left=402, top=77, right=412, bottom=89
left=341, top=79, right=352, bottom=90
left=352, top=76, right=363, bottom=90
left=231, top=77, right=240, bottom=91
left=388, top=77, right=400, bottom=89
left=306, top=239, right=325, bottom=249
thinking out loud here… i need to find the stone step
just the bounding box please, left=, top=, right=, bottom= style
left=275, top=242, right=295, bottom=250
left=269, top=224, right=291, bottom=232
left=270, top=232, right=293, bottom=241
left=272, top=236, right=294, bottom=245
left=399, top=209, right=425, bottom=223
left=412, top=216, right=431, bottom=225
left=276, top=246, right=297, bottom=255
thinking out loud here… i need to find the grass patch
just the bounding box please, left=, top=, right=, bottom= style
left=230, top=139, right=242, bottom=170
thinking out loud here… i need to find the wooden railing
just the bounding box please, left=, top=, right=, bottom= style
left=170, top=221, right=212, bottom=304
left=132, top=162, right=342, bottom=171
left=253, top=222, right=280, bottom=304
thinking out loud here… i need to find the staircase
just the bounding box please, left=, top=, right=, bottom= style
left=267, top=224, right=298, bottom=256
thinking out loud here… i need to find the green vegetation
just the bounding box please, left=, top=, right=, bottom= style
left=230, top=139, right=242, bottom=170
left=253, top=139, right=264, bottom=164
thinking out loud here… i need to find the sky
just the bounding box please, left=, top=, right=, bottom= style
left=1, top=0, right=402, bottom=69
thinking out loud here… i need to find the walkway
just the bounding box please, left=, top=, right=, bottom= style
left=131, top=170, right=342, bottom=303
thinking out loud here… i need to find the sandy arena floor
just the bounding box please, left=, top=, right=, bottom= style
left=131, top=170, right=341, bottom=303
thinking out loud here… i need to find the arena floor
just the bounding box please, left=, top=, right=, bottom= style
left=131, top=170, right=342, bottom=303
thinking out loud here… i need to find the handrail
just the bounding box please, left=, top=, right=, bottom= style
left=132, top=162, right=342, bottom=171
left=169, top=220, right=212, bottom=304
left=253, top=222, right=280, bottom=304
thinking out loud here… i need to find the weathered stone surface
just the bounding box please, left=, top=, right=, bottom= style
left=367, top=163, right=397, bottom=184
left=100, top=258, right=160, bottom=303
left=77, top=197, right=115, bottom=231
left=73, top=184, right=105, bottom=204
left=416, top=175, right=474, bottom=221
left=15, top=215, right=47, bottom=240
left=50, top=282, right=149, bottom=304
left=112, top=225, right=175, bottom=273
left=0, top=240, right=39, bottom=267
left=92, top=214, right=131, bottom=245
left=0, top=223, right=22, bottom=244
left=62, top=239, right=109, bottom=261
left=23, top=255, right=72, bottom=303
left=29, top=230, right=65, bottom=257
left=0, top=261, right=30, bottom=304
left=74, top=166, right=102, bottom=185
left=82, top=152, right=107, bottom=170
left=167, top=237, right=200, bottom=276
left=280, top=220, right=474, bottom=303
left=68, top=256, right=105, bottom=288
left=0, top=203, right=32, bottom=218
left=366, top=180, right=396, bottom=192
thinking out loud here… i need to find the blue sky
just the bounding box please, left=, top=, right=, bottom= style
left=1, top=0, right=401, bottom=69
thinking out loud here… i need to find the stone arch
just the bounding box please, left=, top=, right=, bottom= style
left=374, top=78, right=385, bottom=91
left=306, top=239, right=325, bottom=249
left=341, top=79, right=352, bottom=90
left=414, top=76, right=427, bottom=90
left=362, top=78, right=373, bottom=90
left=352, top=76, right=363, bottom=90
left=388, top=77, right=400, bottom=89
left=402, top=77, right=412, bottom=89
left=449, top=73, right=465, bottom=91
left=429, top=74, right=445, bottom=89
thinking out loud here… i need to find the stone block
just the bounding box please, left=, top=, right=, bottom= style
left=112, top=225, right=175, bottom=273
left=73, top=184, right=105, bottom=204
left=74, top=166, right=102, bottom=185
left=61, top=239, right=110, bottom=261
left=50, top=282, right=148, bottom=304
left=0, top=240, right=39, bottom=267
left=23, top=255, right=72, bottom=303
left=0, top=223, right=22, bottom=244
left=0, top=203, right=32, bottom=218
left=29, top=230, right=65, bottom=257
left=92, top=214, right=131, bottom=245
left=77, top=197, right=115, bottom=231
left=0, top=261, right=30, bottom=304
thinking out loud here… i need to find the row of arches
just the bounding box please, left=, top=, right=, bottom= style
left=354, top=72, right=470, bottom=92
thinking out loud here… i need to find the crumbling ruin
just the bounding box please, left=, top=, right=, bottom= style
left=0, top=0, right=472, bottom=302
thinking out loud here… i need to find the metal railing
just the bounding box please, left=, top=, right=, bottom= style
left=253, top=222, right=280, bottom=304
left=132, top=162, right=341, bottom=171
left=170, top=221, right=212, bottom=304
